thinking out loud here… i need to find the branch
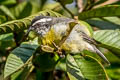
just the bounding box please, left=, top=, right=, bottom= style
left=93, top=0, right=119, bottom=8
left=76, top=0, right=85, bottom=13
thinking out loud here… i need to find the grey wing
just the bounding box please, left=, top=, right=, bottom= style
left=80, top=31, right=97, bottom=45
left=81, top=31, right=110, bottom=64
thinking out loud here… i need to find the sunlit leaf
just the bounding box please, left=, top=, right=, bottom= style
left=55, top=58, right=66, bottom=71
left=78, top=5, right=120, bottom=20
left=106, top=67, right=120, bottom=80
left=4, top=42, right=39, bottom=78
left=0, top=5, right=15, bottom=20
left=42, top=2, right=61, bottom=11
left=66, top=54, right=108, bottom=80
left=11, top=63, right=34, bottom=80
left=0, top=10, right=63, bottom=34
left=0, top=0, right=16, bottom=5
left=86, top=18, right=120, bottom=29
left=103, top=17, right=120, bottom=25
left=93, top=30, right=120, bottom=58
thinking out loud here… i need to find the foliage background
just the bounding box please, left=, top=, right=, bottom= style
left=0, top=0, right=120, bottom=80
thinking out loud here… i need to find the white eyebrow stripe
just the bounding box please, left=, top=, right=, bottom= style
left=32, top=18, right=52, bottom=26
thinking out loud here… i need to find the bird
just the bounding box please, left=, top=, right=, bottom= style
left=26, top=15, right=110, bottom=64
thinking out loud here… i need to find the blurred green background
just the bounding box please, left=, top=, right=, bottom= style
left=0, top=0, right=120, bottom=80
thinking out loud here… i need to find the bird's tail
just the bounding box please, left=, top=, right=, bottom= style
left=92, top=45, right=110, bottom=65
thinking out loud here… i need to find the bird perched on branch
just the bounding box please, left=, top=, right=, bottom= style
left=26, top=15, right=110, bottom=64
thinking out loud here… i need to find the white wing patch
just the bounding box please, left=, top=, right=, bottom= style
left=32, top=18, right=52, bottom=26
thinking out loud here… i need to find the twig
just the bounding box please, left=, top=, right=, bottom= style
left=76, top=0, right=85, bottom=13
left=93, top=0, right=119, bottom=8
left=58, top=0, right=74, bottom=18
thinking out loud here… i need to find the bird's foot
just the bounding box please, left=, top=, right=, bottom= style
left=52, top=42, right=65, bottom=58
left=56, top=48, right=65, bottom=58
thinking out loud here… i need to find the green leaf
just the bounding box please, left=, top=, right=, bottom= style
left=0, top=33, right=15, bottom=53
left=106, top=67, right=120, bottom=80
left=103, top=17, right=120, bottom=25
left=0, top=33, right=13, bottom=41
left=0, top=5, right=16, bottom=20
left=56, top=58, right=66, bottom=71
left=94, top=0, right=107, bottom=6
left=66, top=54, right=108, bottom=80
left=0, top=10, right=63, bottom=34
left=113, top=1, right=120, bottom=5
left=58, top=0, right=73, bottom=5
left=40, top=0, right=47, bottom=8
left=0, top=15, right=7, bottom=24
left=78, top=5, right=120, bottom=20
left=78, top=20, right=93, bottom=36
left=42, top=2, right=61, bottom=11
left=104, top=50, right=120, bottom=63
left=93, top=0, right=119, bottom=8
left=33, top=53, right=59, bottom=72
left=86, top=18, right=120, bottom=29
left=10, top=1, right=40, bottom=19
left=11, top=64, right=34, bottom=80
left=4, top=42, right=39, bottom=78
left=0, top=0, right=16, bottom=5
left=93, top=30, right=120, bottom=58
